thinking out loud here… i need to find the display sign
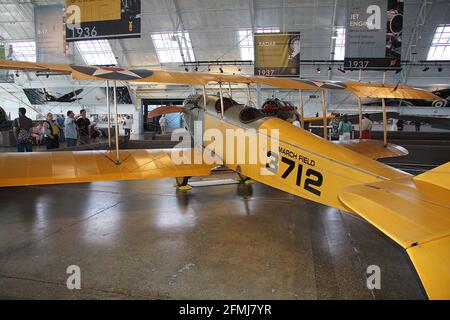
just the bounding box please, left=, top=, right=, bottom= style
left=254, top=33, right=300, bottom=77
left=35, top=5, right=66, bottom=63
left=344, top=0, right=403, bottom=70
left=65, top=0, right=141, bottom=41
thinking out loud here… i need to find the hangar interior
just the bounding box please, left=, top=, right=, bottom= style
left=0, top=0, right=449, bottom=300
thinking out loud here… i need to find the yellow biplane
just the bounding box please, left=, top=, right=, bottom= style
left=0, top=60, right=448, bottom=299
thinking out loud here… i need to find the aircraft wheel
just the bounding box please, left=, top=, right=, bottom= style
left=432, top=100, right=447, bottom=108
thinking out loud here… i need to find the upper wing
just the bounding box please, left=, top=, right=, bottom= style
left=338, top=165, right=450, bottom=299
left=333, top=139, right=409, bottom=159
left=0, top=148, right=218, bottom=187
left=0, top=59, right=441, bottom=100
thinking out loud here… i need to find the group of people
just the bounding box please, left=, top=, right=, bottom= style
left=13, top=108, right=93, bottom=152
left=330, top=113, right=373, bottom=141
left=286, top=111, right=373, bottom=141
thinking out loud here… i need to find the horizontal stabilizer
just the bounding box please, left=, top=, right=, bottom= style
left=333, top=139, right=409, bottom=159
left=338, top=178, right=450, bottom=299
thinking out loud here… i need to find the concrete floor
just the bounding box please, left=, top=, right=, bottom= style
left=0, top=173, right=426, bottom=299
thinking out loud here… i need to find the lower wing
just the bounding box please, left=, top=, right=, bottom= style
left=0, top=148, right=217, bottom=187
left=338, top=163, right=450, bottom=299
left=333, top=139, right=409, bottom=159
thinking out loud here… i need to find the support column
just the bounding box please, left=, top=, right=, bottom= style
left=113, top=81, right=120, bottom=164
left=202, top=85, right=207, bottom=109
left=228, top=82, right=233, bottom=99
left=106, top=80, right=112, bottom=150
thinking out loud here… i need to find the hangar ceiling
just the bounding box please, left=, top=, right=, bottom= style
left=0, top=0, right=449, bottom=101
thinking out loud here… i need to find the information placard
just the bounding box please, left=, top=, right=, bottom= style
left=65, top=0, right=141, bottom=41
left=344, top=0, right=403, bottom=70
left=254, top=33, right=300, bottom=77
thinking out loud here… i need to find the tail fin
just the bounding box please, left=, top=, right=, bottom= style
left=414, top=162, right=450, bottom=190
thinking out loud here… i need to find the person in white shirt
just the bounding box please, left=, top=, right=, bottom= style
left=159, top=115, right=168, bottom=134
left=122, top=115, right=133, bottom=139
left=360, top=113, right=373, bottom=139
left=290, top=113, right=301, bottom=127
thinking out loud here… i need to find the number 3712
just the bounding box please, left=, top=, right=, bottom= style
left=266, top=152, right=323, bottom=196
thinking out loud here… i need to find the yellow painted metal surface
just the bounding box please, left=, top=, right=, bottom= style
left=414, top=162, right=450, bottom=191
left=203, top=112, right=449, bottom=299
left=338, top=179, right=450, bottom=299
left=204, top=114, right=410, bottom=211
left=333, top=139, right=409, bottom=159
left=0, top=60, right=440, bottom=100
left=0, top=149, right=215, bottom=187
left=408, top=236, right=450, bottom=300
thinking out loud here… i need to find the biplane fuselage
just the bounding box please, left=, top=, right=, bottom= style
left=184, top=94, right=410, bottom=211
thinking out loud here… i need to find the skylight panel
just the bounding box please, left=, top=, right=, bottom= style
left=75, top=39, right=117, bottom=65
left=333, top=27, right=345, bottom=61
left=151, top=32, right=195, bottom=63
left=9, top=41, right=36, bottom=62
left=427, top=24, right=450, bottom=60
left=238, top=27, right=280, bottom=61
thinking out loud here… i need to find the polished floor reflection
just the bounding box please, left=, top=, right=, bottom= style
left=0, top=173, right=426, bottom=299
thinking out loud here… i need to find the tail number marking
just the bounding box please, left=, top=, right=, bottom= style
left=268, top=152, right=323, bottom=196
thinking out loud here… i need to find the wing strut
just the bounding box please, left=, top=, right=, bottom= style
left=382, top=71, right=388, bottom=147
left=321, top=90, right=328, bottom=140
left=357, top=70, right=363, bottom=140
left=299, top=89, right=305, bottom=129
left=106, top=80, right=112, bottom=150
left=113, top=80, right=120, bottom=164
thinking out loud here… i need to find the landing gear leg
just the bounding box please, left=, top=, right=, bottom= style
left=174, top=177, right=192, bottom=191
left=235, top=173, right=255, bottom=184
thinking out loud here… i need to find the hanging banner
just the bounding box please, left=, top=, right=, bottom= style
left=344, top=0, right=403, bottom=70
left=35, top=4, right=66, bottom=63
left=65, top=0, right=141, bottom=41
left=254, top=33, right=300, bottom=77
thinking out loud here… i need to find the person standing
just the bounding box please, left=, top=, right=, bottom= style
left=159, top=114, right=168, bottom=135
left=76, top=109, right=91, bottom=145
left=65, top=110, right=78, bottom=147
left=43, top=113, right=60, bottom=149
left=397, top=119, right=404, bottom=131
left=415, top=121, right=421, bottom=132
left=122, top=115, right=133, bottom=140
left=56, top=114, right=65, bottom=143
left=329, top=113, right=340, bottom=141
left=13, top=107, right=33, bottom=152
left=338, top=114, right=352, bottom=141
left=360, top=113, right=373, bottom=139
